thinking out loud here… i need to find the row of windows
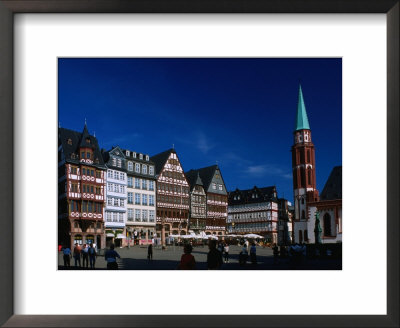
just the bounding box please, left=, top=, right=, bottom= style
left=107, top=170, right=126, bottom=181
left=162, top=170, right=185, bottom=181
left=158, top=195, right=189, bottom=205
left=157, top=183, right=189, bottom=194
left=157, top=210, right=188, bottom=218
left=211, top=183, right=223, bottom=191
left=127, top=162, right=154, bottom=176
left=125, top=150, right=149, bottom=161
left=107, top=197, right=125, bottom=207
left=69, top=200, right=103, bottom=213
left=191, top=206, right=206, bottom=215
left=127, top=209, right=155, bottom=222
left=106, top=212, right=124, bottom=223
left=231, top=222, right=277, bottom=230
left=127, top=193, right=155, bottom=206
left=107, top=183, right=125, bottom=194
left=69, top=166, right=101, bottom=178
left=82, top=184, right=102, bottom=195
left=231, top=211, right=272, bottom=220
left=129, top=178, right=155, bottom=191
left=191, top=195, right=206, bottom=203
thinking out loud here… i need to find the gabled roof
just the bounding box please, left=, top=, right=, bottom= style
left=101, top=146, right=127, bottom=171
left=58, top=126, right=106, bottom=168
left=185, top=170, right=204, bottom=191
left=295, top=84, right=311, bottom=131
left=320, top=166, right=342, bottom=200
left=228, top=185, right=277, bottom=204
left=186, top=165, right=228, bottom=195
left=150, top=148, right=175, bottom=175
left=187, top=165, right=217, bottom=191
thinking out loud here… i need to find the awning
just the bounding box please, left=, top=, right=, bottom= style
left=106, top=233, right=114, bottom=237
left=116, top=234, right=126, bottom=239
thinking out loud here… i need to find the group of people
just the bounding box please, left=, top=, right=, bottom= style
left=177, top=240, right=257, bottom=269
left=272, top=243, right=307, bottom=265
left=239, top=241, right=257, bottom=266
left=177, top=240, right=225, bottom=270
left=61, top=243, right=121, bottom=270
left=62, top=243, right=97, bottom=269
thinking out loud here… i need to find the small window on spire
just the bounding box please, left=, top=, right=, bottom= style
left=67, top=139, right=72, bottom=145
left=86, top=138, right=90, bottom=144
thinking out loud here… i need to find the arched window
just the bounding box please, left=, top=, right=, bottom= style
left=323, top=213, right=332, bottom=236
left=308, top=168, right=312, bottom=185
left=299, top=230, right=303, bottom=243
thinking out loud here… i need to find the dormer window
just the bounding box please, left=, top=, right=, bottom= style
left=128, top=161, right=133, bottom=171
left=71, top=153, right=76, bottom=159
left=146, top=155, right=149, bottom=161
left=126, top=151, right=130, bottom=157
left=139, top=154, right=143, bottom=160
left=67, top=139, right=72, bottom=145
left=133, top=152, right=136, bottom=158
left=86, top=138, right=90, bottom=144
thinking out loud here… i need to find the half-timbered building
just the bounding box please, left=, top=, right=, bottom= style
left=186, top=165, right=228, bottom=236
left=151, top=149, right=190, bottom=246
left=102, top=147, right=127, bottom=247
left=228, top=186, right=279, bottom=243
left=58, top=124, right=106, bottom=249
left=185, top=171, right=207, bottom=235
left=123, top=149, right=156, bottom=245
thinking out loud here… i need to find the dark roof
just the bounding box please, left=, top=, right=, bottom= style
left=121, top=149, right=155, bottom=165
left=320, top=166, right=342, bottom=200
left=185, top=170, right=203, bottom=191
left=228, top=185, right=277, bottom=205
left=187, top=165, right=217, bottom=191
left=150, top=148, right=175, bottom=175
left=58, top=126, right=106, bottom=168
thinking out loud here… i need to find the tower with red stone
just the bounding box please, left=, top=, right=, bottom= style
left=291, top=85, right=319, bottom=242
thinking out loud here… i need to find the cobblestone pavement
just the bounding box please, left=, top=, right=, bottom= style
left=58, top=245, right=341, bottom=270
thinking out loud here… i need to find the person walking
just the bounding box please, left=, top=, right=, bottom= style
left=62, top=245, right=71, bottom=268
left=81, top=244, right=89, bottom=268
left=239, top=244, right=248, bottom=266
left=250, top=242, right=257, bottom=265
left=223, top=243, right=230, bottom=263
left=147, top=244, right=153, bottom=261
left=105, top=244, right=120, bottom=270
left=73, top=243, right=81, bottom=268
left=273, top=243, right=280, bottom=264
left=178, top=244, right=196, bottom=270
left=207, top=240, right=223, bottom=270
left=88, top=243, right=97, bottom=269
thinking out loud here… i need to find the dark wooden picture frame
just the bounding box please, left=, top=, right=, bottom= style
left=0, top=1, right=398, bottom=327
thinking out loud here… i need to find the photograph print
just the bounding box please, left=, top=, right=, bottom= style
left=57, top=58, right=342, bottom=270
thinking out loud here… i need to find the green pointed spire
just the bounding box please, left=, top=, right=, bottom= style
left=295, top=84, right=310, bottom=131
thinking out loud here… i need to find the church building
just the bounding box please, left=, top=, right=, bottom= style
left=291, top=85, right=320, bottom=243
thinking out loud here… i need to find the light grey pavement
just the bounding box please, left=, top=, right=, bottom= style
left=58, top=245, right=341, bottom=270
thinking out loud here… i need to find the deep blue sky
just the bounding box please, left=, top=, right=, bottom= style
left=58, top=58, right=342, bottom=203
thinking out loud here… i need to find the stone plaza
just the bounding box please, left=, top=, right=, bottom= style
left=58, top=244, right=341, bottom=270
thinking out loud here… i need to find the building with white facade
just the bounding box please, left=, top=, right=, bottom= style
left=228, top=186, right=279, bottom=244
left=102, top=146, right=127, bottom=247
left=123, top=149, right=157, bottom=245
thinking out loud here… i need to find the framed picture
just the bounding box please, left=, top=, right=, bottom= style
left=0, top=0, right=398, bottom=327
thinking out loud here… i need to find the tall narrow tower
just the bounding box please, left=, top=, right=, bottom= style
left=291, top=85, right=319, bottom=232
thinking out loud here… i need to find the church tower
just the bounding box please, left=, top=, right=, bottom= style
left=291, top=85, right=319, bottom=235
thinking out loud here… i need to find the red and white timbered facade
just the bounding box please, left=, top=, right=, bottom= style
left=152, top=149, right=190, bottom=246
left=58, top=124, right=106, bottom=249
